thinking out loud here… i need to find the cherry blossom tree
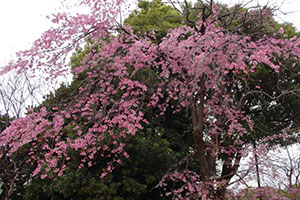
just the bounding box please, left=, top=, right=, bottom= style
left=1, top=0, right=300, bottom=199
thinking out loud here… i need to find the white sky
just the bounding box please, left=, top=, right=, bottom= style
left=0, top=0, right=300, bottom=67
left=0, top=0, right=63, bottom=66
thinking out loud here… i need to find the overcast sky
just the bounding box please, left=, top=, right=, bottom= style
left=0, top=0, right=300, bottom=67
left=0, top=0, right=62, bottom=66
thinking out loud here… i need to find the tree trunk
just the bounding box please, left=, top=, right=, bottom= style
left=191, top=85, right=211, bottom=181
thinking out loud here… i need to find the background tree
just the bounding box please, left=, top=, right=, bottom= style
left=0, top=70, right=42, bottom=118
left=124, top=0, right=183, bottom=43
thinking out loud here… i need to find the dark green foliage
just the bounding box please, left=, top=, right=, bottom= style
left=0, top=114, right=10, bottom=132
left=243, top=63, right=300, bottom=145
